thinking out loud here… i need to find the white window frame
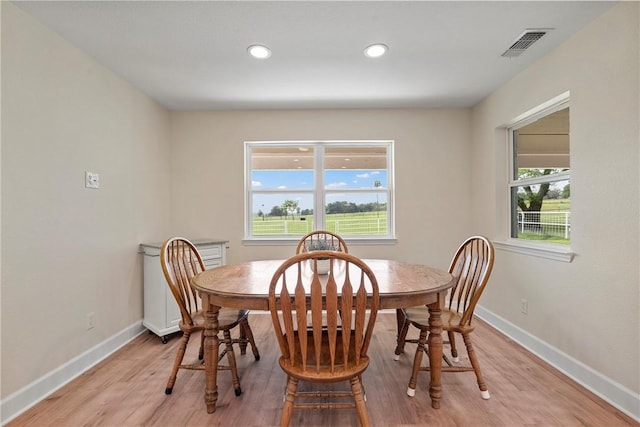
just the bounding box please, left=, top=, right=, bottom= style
left=243, top=140, right=395, bottom=244
left=495, top=92, right=575, bottom=262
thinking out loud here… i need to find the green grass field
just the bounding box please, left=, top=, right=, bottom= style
left=253, top=199, right=570, bottom=243
left=253, top=211, right=388, bottom=236
left=539, top=198, right=570, bottom=211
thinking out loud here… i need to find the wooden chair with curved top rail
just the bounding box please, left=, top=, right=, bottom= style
left=393, top=235, right=495, bottom=400
left=296, top=230, right=349, bottom=254
left=296, top=230, right=349, bottom=331
left=160, top=237, right=260, bottom=396
left=269, top=250, right=379, bottom=427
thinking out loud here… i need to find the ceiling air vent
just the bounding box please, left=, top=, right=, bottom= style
left=501, top=29, right=550, bottom=57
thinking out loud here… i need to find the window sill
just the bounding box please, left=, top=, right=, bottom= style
left=242, top=237, right=397, bottom=246
left=493, top=239, right=574, bottom=263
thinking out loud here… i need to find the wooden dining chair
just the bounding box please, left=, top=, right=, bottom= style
left=269, top=250, right=380, bottom=427
left=160, top=237, right=260, bottom=396
left=393, top=235, right=495, bottom=400
left=295, top=230, right=349, bottom=254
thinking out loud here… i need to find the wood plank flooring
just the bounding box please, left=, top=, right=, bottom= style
left=8, top=313, right=638, bottom=427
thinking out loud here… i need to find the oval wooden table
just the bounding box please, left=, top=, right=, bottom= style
left=191, top=258, right=454, bottom=414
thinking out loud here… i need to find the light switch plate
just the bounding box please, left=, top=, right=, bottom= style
left=85, top=171, right=99, bottom=189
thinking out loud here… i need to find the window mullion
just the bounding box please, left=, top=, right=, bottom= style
left=315, top=145, right=325, bottom=230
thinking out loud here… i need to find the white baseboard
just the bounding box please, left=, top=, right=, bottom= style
left=1, top=321, right=146, bottom=425
left=475, top=305, right=640, bottom=423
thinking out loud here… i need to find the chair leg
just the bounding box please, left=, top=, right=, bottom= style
left=241, top=318, right=261, bottom=360
left=223, top=329, right=242, bottom=396
left=198, top=330, right=205, bottom=360
left=462, top=332, right=490, bottom=399
left=407, top=327, right=428, bottom=397
left=448, top=331, right=459, bottom=362
left=239, top=319, right=248, bottom=355
left=280, top=377, right=298, bottom=427
left=351, top=376, right=370, bottom=427
left=165, top=331, right=191, bottom=394
left=394, top=311, right=410, bottom=361
left=358, top=374, right=366, bottom=402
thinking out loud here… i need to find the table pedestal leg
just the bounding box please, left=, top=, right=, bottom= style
left=427, top=300, right=443, bottom=409
left=203, top=296, right=220, bottom=413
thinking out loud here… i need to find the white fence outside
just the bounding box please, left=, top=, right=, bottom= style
left=252, top=217, right=387, bottom=236
left=518, top=211, right=570, bottom=239
left=253, top=212, right=570, bottom=239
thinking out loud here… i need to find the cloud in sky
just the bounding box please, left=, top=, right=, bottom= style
left=278, top=185, right=287, bottom=189
left=252, top=180, right=262, bottom=187
left=356, top=173, right=369, bottom=178
left=327, top=182, right=347, bottom=188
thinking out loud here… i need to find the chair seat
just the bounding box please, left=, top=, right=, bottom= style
left=403, top=306, right=474, bottom=334
left=184, top=308, right=249, bottom=331
left=279, top=330, right=370, bottom=382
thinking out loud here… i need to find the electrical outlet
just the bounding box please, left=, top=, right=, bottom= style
left=87, top=312, right=95, bottom=330
left=85, top=171, right=99, bottom=189
left=520, top=299, right=528, bottom=314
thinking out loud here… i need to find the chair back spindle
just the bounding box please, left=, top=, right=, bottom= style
left=270, top=251, right=378, bottom=374
left=449, top=236, right=494, bottom=325
left=161, top=239, right=205, bottom=327
left=447, top=236, right=494, bottom=329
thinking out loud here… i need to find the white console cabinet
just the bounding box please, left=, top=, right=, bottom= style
left=140, top=238, right=228, bottom=343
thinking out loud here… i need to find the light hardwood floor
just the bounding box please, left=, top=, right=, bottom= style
left=8, top=313, right=638, bottom=427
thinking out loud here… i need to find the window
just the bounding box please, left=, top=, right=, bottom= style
left=508, top=98, right=570, bottom=245
left=245, top=141, right=394, bottom=240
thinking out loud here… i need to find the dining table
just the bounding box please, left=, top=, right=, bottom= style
left=191, top=258, right=454, bottom=414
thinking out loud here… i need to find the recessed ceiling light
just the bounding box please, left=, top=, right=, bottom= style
left=248, top=45, right=271, bottom=59
left=364, top=43, right=388, bottom=58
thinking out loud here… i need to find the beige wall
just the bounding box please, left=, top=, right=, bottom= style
left=1, top=0, right=638, bottom=421
left=470, top=2, right=639, bottom=395
left=169, top=109, right=472, bottom=266
left=1, top=2, right=171, bottom=398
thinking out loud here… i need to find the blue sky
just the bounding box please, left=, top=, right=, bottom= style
left=251, top=169, right=387, bottom=213
left=251, top=170, right=386, bottom=190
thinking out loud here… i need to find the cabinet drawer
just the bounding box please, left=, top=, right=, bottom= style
left=198, top=245, right=222, bottom=260
left=204, top=258, right=223, bottom=269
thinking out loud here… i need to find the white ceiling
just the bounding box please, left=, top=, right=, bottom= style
left=14, top=1, right=615, bottom=111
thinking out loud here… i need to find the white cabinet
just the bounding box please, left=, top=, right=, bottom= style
left=140, top=239, right=228, bottom=343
